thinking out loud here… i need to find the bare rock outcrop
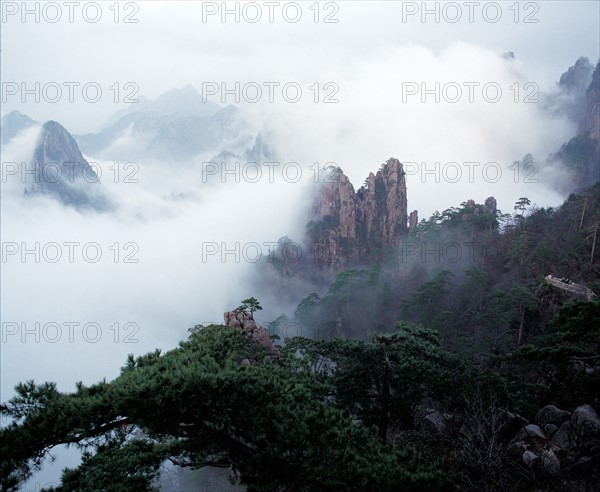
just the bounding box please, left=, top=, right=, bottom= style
left=536, top=405, right=571, bottom=429
left=509, top=403, right=600, bottom=478
left=462, top=197, right=497, bottom=218
left=223, top=310, right=277, bottom=355
left=551, top=60, right=600, bottom=191
left=306, top=158, right=409, bottom=269
left=29, top=120, right=110, bottom=210
left=577, top=61, right=600, bottom=140
left=571, top=404, right=600, bottom=457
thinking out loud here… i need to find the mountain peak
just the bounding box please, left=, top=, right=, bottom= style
left=578, top=60, right=600, bottom=138
left=96, top=84, right=222, bottom=133
left=559, top=56, right=593, bottom=93
left=29, top=120, right=110, bottom=210
left=145, top=84, right=219, bottom=118
left=307, top=158, right=409, bottom=269
left=550, top=59, right=600, bottom=192
left=1, top=111, right=37, bottom=144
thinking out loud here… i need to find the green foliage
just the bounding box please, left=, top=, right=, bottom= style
left=284, top=321, right=464, bottom=441
left=504, top=231, right=530, bottom=269
left=1, top=324, right=452, bottom=491
left=3, top=186, right=600, bottom=491
left=235, top=297, right=262, bottom=316
left=509, top=300, right=600, bottom=409
left=294, top=293, right=321, bottom=325
left=400, top=270, right=454, bottom=330
left=305, top=215, right=339, bottom=242
left=46, top=439, right=169, bottom=492
left=514, top=197, right=531, bottom=215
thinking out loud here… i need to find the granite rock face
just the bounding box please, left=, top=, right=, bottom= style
left=578, top=61, right=600, bottom=140
left=556, top=57, right=594, bottom=124
left=461, top=197, right=497, bottom=220
left=306, top=158, right=408, bottom=269
left=571, top=404, right=600, bottom=457
left=551, top=60, right=600, bottom=191
left=559, top=57, right=594, bottom=93
left=28, top=120, right=110, bottom=210
left=223, top=310, right=277, bottom=354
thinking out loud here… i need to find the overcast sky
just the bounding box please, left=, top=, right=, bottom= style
left=1, top=2, right=599, bottom=487
left=1, top=1, right=599, bottom=204
left=2, top=1, right=598, bottom=131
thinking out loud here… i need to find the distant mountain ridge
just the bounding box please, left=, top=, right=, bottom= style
left=1, top=111, right=37, bottom=144
left=75, top=85, right=255, bottom=161
left=98, top=84, right=221, bottom=129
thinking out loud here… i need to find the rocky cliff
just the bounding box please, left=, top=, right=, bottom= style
left=552, top=57, right=595, bottom=124
left=306, top=158, right=409, bottom=268
left=578, top=60, right=600, bottom=140
left=223, top=310, right=277, bottom=356
left=551, top=60, right=600, bottom=192
left=28, top=120, right=110, bottom=210
left=559, top=57, right=594, bottom=93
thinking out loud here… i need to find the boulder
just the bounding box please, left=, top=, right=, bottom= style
left=568, top=454, right=600, bottom=475
left=223, top=311, right=242, bottom=328
left=522, top=448, right=561, bottom=477
left=420, top=410, right=447, bottom=435
left=552, top=421, right=577, bottom=461
left=543, top=424, right=559, bottom=437
left=223, top=310, right=278, bottom=355
left=536, top=405, right=571, bottom=428
left=539, top=448, right=561, bottom=477
left=522, top=450, right=539, bottom=468
left=511, top=424, right=546, bottom=444
left=498, top=410, right=528, bottom=439
left=571, top=404, right=600, bottom=456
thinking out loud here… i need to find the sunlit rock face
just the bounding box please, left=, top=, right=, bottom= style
left=223, top=310, right=277, bottom=354
left=306, top=157, right=408, bottom=270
